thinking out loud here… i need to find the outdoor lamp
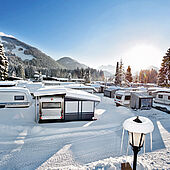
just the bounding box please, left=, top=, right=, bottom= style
left=123, top=116, right=154, bottom=170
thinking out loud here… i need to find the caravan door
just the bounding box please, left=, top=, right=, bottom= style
left=39, top=96, right=64, bottom=120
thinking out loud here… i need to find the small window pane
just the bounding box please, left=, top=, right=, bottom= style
left=168, top=96, right=170, bottom=100
left=14, top=96, right=24, bottom=100
left=116, top=95, right=122, bottom=100
left=42, top=102, right=61, bottom=109
left=125, top=96, right=131, bottom=100
left=158, top=95, right=163, bottom=98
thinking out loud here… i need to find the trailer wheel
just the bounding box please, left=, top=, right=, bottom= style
left=116, top=103, right=120, bottom=107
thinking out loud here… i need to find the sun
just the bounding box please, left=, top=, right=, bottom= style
left=122, top=44, right=163, bottom=72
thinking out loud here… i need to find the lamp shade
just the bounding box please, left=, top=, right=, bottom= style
left=123, top=116, right=154, bottom=134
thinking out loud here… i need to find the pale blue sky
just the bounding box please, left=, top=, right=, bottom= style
left=0, top=0, right=170, bottom=71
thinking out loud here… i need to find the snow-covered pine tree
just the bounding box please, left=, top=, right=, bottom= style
left=0, top=43, right=8, bottom=80
left=17, top=64, right=25, bottom=78
left=125, top=66, right=133, bottom=83
left=158, top=48, right=170, bottom=87
left=115, top=62, right=120, bottom=86
left=85, top=68, right=91, bottom=83
left=119, top=59, right=125, bottom=86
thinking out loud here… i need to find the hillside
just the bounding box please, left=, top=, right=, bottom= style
left=0, top=34, right=65, bottom=71
left=57, top=57, right=88, bottom=70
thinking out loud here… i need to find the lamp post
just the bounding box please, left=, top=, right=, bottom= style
left=123, top=116, right=154, bottom=170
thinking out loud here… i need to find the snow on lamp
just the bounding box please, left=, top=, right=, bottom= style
left=123, top=116, right=154, bottom=170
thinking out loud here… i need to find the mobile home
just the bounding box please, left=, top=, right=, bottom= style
left=34, top=87, right=100, bottom=122
left=154, top=92, right=170, bottom=105
left=114, top=91, right=131, bottom=106
left=130, top=92, right=153, bottom=110
left=0, top=87, right=32, bottom=108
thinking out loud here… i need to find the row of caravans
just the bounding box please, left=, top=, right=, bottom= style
left=0, top=85, right=100, bottom=122
left=114, top=89, right=170, bottom=110
left=114, top=91, right=153, bottom=110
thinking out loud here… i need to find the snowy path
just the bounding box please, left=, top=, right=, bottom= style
left=0, top=94, right=170, bottom=169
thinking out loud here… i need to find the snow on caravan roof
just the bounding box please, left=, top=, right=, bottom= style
left=34, top=87, right=101, bottom=102
left=0, top=87, right=32, bottom=102
left=17, top=81, right=44, bottom=93
left=0, top=86, right=30, bottom=93
left=105, top=86, right=121, bottom=91
left=0, top=81, right=16, bottom=86
left=64, top=84, right=94, bottom=89
left=115, top=90, right=131, bottom=95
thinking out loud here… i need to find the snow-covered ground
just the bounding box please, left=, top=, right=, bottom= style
left=0, top=94, right=169, bottom=169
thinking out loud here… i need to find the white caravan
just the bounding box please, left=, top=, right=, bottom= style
left=114, top=90, right=131, bottom=106
left=0, top=87, right=32, bottom=108
left=154, top=92, right=170, bottom=105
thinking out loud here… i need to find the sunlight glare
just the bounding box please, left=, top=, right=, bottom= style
left=122, top=44, right=163, bottom=72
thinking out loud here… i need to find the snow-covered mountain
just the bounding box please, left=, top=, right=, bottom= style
left=98, top=65, right=115, bottom=77
left=147, top=65, right=159, bottom=72
left=0, top=32, right=65, bottom=69
left=57, top=57, right=88, bottom=70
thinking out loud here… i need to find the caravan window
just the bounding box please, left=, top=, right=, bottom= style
left=42, top=102, right=61, bottom=109
left=125, top=96, right=131, bottom=100
left=158, top=95, right=163, bottom=98
left=14, top=96, right=24, bottom=100
left=116, top=95, right=122, bottom=100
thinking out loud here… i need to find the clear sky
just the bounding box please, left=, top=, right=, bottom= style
left=0, top=0, right=170, bottom=72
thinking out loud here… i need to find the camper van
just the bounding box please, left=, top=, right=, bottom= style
left=0, top=87, right=32, bottom=108
left=114, top=91, right=131, bottom=106
left=154, top=92, right=170, bottom=105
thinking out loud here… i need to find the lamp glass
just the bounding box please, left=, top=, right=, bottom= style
left=129, top=132, right=145, bottom=147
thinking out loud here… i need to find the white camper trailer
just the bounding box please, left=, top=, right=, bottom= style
left=154, top=92, right=170, bottom=105
left=0, top=87, right=32, bottom=108
left=34, top=87, right=100, bottom=122
left=114, top=91, right=131, bottom=106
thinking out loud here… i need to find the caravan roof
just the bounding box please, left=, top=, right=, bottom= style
left=34, top=87, right=101, bottom=102
left=0, top=81, right=16, bottom=87
left=0, top=87, right=32, bottom=103
left=0, top=87, right=31, bottom=93
left=131, top=91, right=153, bottom=98
left=105, top=86, right=121, bottom=92
left=115, top=90, right=131, bottom=97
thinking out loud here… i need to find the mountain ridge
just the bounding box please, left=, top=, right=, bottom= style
left=57, top=57, right=88, bottom=70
